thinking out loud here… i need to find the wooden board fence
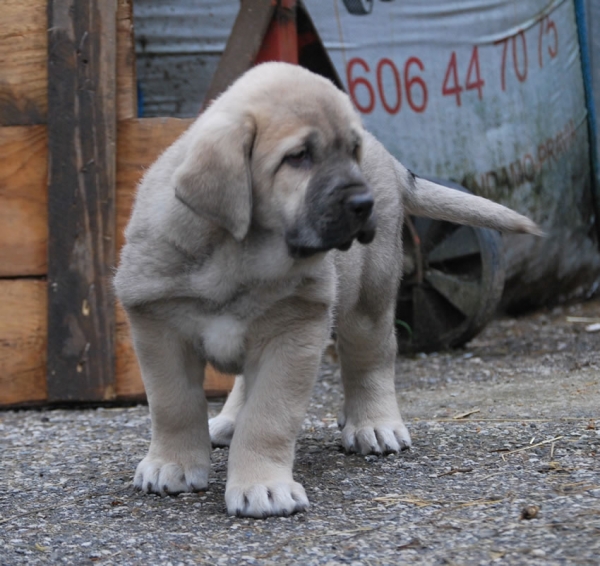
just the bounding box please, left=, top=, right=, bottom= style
left=0, top=0, right=235, bottom=406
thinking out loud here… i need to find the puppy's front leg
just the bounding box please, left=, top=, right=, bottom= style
left=225, top=299, right=330, bottom=518
left=128, top=314, right=211, bottom=495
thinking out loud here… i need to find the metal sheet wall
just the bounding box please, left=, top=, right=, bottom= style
left=133, top=0, right=600, bottom=308
left=134, top=0, right=236, bottom=116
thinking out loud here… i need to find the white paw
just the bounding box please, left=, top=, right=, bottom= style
left=226, top=481, right=309, bottom=518
left=134, top=455, right=209, bottom=495
left=341, top=420, right=412, bottom=455
left=209, top=415, right=235, bottom=447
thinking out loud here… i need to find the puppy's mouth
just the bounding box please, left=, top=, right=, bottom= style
left=356, top=224, right=376, bottom=244
left=286, top=210, right=377, bottom=259
left=285, top=175, right=377, bottom=259
left=333, top=221, right=376, bottom=251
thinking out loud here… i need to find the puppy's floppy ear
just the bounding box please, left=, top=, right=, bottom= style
left=174, top=113, right=256, bottom=241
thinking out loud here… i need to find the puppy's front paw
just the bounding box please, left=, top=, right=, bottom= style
left=341, top=420, right=411, bottom=455
left=226, top=481, right=309, bottom=518
left=134, top=455, right=209, bottom=495
left=209, top=415, right=235, bottom=447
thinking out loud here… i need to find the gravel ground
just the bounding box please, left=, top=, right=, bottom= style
left=2, top=298, right=599, bottom=565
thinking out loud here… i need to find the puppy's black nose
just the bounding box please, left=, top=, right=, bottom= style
left=345, top=193, right=374, bottom=221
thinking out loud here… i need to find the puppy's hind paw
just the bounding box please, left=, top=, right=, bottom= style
left=209, top=415, right=235, bottom=447
left=341, top=421, right=412, bottom=455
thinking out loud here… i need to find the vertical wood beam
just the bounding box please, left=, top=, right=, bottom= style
left=46, top=0, right=117, bottom=401
left=203, top=0, right=277, bottom=106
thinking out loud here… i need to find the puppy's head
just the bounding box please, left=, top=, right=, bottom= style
left=174, top=62, right=376, bottom=258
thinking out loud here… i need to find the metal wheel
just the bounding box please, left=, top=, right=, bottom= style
left=396, top=182, right=506, bottom=353
left=342, top=0, right=374, bottom=15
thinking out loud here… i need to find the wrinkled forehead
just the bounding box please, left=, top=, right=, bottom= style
left=253, top=88, right=363, bottom=152
left=264, top=104, right=355, bottom=141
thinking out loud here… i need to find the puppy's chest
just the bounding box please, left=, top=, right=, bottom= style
left=178, top=243, right=332, bottom=371
left=197, top=313, right=248, bottom=374
left=177, top=277, right=304, bottom=373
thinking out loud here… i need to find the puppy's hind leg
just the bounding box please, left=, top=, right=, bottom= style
left=209, top=375, right=245, bottom=447
left=337, top=306, right=411, bottom=455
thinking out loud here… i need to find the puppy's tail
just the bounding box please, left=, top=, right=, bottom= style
left=403, top=173, right=544, bottom=236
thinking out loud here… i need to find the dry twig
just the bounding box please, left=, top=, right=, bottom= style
left=437, top=467, right=474, bottom=477
left=452, top=409, right=481, bottom=420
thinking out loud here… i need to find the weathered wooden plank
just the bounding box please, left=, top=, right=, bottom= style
left=0, top=117, right=235, bottom=406
left=0, top=0, right=48, bottom=125
left=0, top=0, right=135, bottom=126
left=0, top=278, right=233, bottom=406
left=205, top=366, right=236, bottom=398
left=0, top=280, right=47, bottom=406
left=116, top=0, right=137, bottom=120
left=0, top=118, right=193, bottom=276
left=115, top=301, right=144, bottom=399
left=46, top=0, right=118, bottom=401
left=0, top=125, right=47, bottom=276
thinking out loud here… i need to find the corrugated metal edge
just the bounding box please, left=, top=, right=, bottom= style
left=575, top=0, right=600, bottom=244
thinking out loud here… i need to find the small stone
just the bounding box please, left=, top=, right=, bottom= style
left=520, top=504, right=540, bottom=520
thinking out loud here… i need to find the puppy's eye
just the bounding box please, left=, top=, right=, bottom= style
left=283, top=148, right=312, bottom=169
left=353, top=143, right=361, bottom=162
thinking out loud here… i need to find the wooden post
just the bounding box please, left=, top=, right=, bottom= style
left=46, top=0, right=117, bottom=401
left=203, top=0, right=277, bottom=106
